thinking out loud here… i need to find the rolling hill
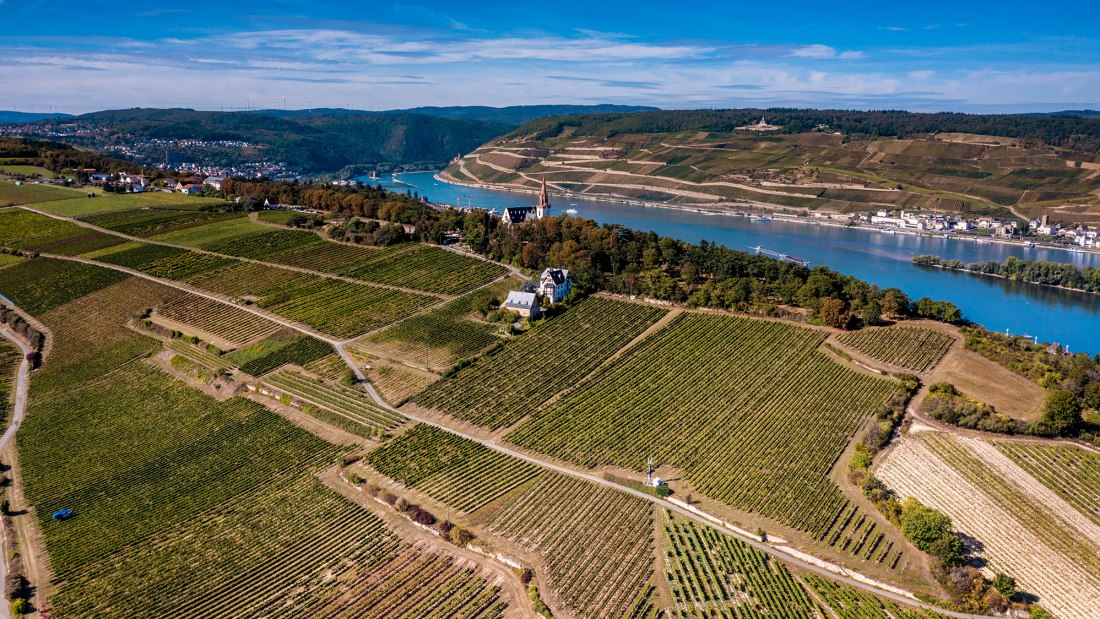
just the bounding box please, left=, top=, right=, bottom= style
left=443, top=107, right=1100, bottom=223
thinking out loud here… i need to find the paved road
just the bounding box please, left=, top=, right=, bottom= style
left=334, top=343, right=995, bottom=619
left=0, top=327, right=31, bottom=619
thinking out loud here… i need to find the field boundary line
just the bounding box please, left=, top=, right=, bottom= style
left=0, top=319, right=32, bottom=618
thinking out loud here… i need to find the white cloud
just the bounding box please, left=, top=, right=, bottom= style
left=790, top=45, right=863, bottom=60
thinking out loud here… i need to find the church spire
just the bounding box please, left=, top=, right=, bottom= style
left=537, top=176, right=550, bottom=218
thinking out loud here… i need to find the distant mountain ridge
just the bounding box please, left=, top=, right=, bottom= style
left=9, top=105, right=658, bottom=173
left=0, top=111, right=73, bottom=123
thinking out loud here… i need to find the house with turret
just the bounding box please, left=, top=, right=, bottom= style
left=539, top=268, right=571, bottom=303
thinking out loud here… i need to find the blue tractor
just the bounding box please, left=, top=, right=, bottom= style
left=51, top=509, right=73, bottom=521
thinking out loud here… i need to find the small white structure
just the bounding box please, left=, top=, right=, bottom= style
left=204, top=176, right=225, bottom=191
left=539, top=268, right=572, bottom=303
left=503, top=291, right=540, bottom=318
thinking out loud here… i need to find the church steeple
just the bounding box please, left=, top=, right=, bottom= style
left=536, top=176, right=550, bottom=218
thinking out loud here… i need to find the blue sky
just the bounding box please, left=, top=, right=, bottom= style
left=2, top=0, right=1099, bottom=114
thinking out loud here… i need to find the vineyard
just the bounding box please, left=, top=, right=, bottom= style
left=254, top=276, right=437, bottom=338
left=50, top=472, right=508, bottom=618
left=488, top=472, right=656, bottom=619
left=0, top=208, right=124, bottom=255
left=366, top=361, right=440, bottom=404
left=155, top=294, right=281, bottom=347
left=661, top=512, right=820, bottom=617
left=876, top=430, right=1100, bottom=619
left=0, top=180, right=80, bottom=206
left=80, top=207, right=242, bottom=238
left=996, top=441, right=1100, bottom=526
left=345, top=245, right=508, bottom=295
left=413, top=297, right=668, bottom=429
left=802, top=574, right=951, bottom=619
left=262, top=368, right=407, bottom=433
left=0, top=257, right=128, bottom=315
left=227, top=331, right=333, bottom=375
left=366, top=424, right=541, bottom=513
left=508, top=312, right=899, bottom=544
left=0, top=338, right=21, bottom=429
left=7, top=256, right=507, bottom=617
left=167, top=340, right=233, bottom=372
left=835, top=326, right=955, bottom=372
left=33, top=191, right=227, bottom=218
left=363, top=276, right=521, bottom=368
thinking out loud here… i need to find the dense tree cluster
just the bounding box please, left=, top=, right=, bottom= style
left=963, top=327, right=1100, bottom=441
left=0, top=303, right=44, bottom=367
left=513, top=108, right=1100, bottom=152
left=0, top=138, right=149, bottom=177
left=916, top=255, right=1100, bottom=294
left=222, top=178, right=964, bottom=330
left=921, top=383, right=1024, bottom=434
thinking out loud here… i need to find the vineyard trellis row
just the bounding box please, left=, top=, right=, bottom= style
left=995, top=441, right=1100, bottom=527
left=835, top=326, right=954, bottom=372
left=263, top=368, right=407, bottom=433
left=363, top=276, right=521, bottom=368
left=413, top=297, right=669, bottom=429
left=365, top=424, right=541, bottom=513
left=488, top=472, right=656, bottom=619
left=507, top=312, right=899, bottom=550
left=156, top=294, right=281, bottom=347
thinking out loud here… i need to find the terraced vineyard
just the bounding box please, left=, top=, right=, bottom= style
left=0, top=180, right=80, bottom=206
left=155, top=294, right=280, bottom=347
left=877, top=430, right=1100, bottom=619
left=263, top=368, right=407, bottom=434
left=362, top=276, right=521, bottom=368
left=508, top=313, right=898, bottom=542
left=661, top=513, right=819, bottom=617
left=488, top=472, right=655, bottom=619
left=835, top=326, right=954, bottom=372
left=413, top=297, right=668, bottom=429
left=996, top=441, right=1100, bottom=526
left=0, top=338, right=21, bottom=428
left=366, top=425, right=541, bottom=513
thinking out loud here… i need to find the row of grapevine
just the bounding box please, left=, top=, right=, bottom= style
left=363, top=276, right=521, bottom=368
left=802, top=574, right=952, bottom=619
left=835, top=326, right=954, bottom=372
left=80, top=207, right=240, bottom=238
left=0, top=338, right=21, bottom=429
left=255, top=275, right=437, bottom=338
left=816, top=502, right=902, bottom=568
left=488, top=472, right=656, bottom=619
left=155, top=294, right=280, bottom=347
left=230, top=333, right=333, bottom=376
left=661, top=512, right=819, bottom=617
left=365, top=424, right=541, bottom=513
left=342, top=245, right=508, bottom=295
left=0, top=208, right=124, bottom=255
left=508, top=312, right=898, bottom=544
left=5, top=252, right=510, bottom=617
left=996, top=441, right=1100, bottom=527
left=876, top=431, right=1100, bottom=619
left=0, top=257, right=128, bottom=314
left=302, top=353, right=350, bottom=381
left=413, top=297, right=669, bottom=429
left=167, top=340, right=233, bottom=372
left=263, top=368, right=406, bottom=432
left=365, top=361, right=440, bottom=404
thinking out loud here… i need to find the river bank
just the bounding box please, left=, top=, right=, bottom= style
left=433, top=171, right=1100, bottom=260
left=914, top=262, right=1100, bottom=300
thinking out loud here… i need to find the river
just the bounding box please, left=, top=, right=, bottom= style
left=361, top=172, right=1100, bottom=354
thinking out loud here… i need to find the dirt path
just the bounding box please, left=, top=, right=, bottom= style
left=316, top=467, right=536, bottom=618
left=0, top=325, right=31, bottom=619
left=333, top=341, right=999, bottom=619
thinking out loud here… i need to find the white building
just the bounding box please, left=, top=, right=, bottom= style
left=539, top=268, right=572, bottom=303
left=503, top=291, right=540, bottom=318
left=204, top=176, right=225, bottom=191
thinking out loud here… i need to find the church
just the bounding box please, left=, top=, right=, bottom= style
left=502, top=178, right=551, bottom=224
